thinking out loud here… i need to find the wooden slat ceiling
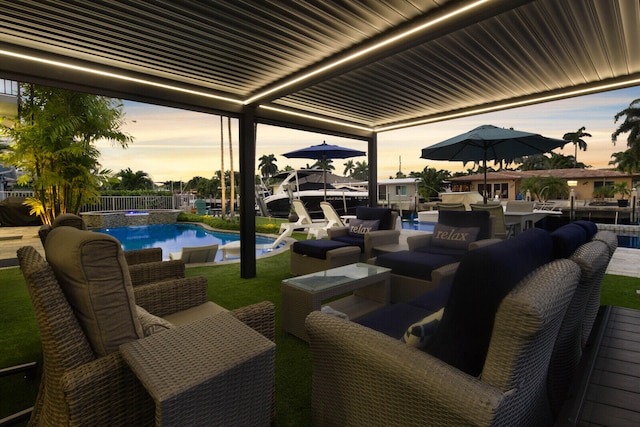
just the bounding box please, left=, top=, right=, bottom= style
left=1, top=0, right=639, bottom=138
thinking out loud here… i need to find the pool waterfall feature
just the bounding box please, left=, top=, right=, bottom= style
left=81, top=209, right=181, bottom=228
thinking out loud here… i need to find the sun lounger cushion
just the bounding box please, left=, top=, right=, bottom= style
left=374, top=250, right=461, bottom=281
left=573, top=220, right=598, bottom=239
left=330, top=235, right=366, bottom=251
left=136, top=305, right=175, bottom=336
left=550, top=223, right=588, bottom=259
left=424, top=228, right=554, bottom=376
left=355, top=206, right=394, bottom=230
left=45, top=226, right=143, bottom=356
left=292, top=240, right=355, bottom=259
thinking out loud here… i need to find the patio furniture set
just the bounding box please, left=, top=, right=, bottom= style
left=283, top=199, right=628, bottom=424
left=18, top=220, right=276, bottom=426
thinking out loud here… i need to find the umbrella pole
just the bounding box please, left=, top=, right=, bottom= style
left=483, top=153, right=488, bottom=204
left=323, top=154, right=327, bottom=202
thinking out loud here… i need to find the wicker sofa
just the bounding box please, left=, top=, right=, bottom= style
left=18, top=226, right=276, bottom=426
left=306, top=221, right=615, bottom=426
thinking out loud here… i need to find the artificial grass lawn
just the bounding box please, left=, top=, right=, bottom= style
left=2, top=245, right=639, bottom=425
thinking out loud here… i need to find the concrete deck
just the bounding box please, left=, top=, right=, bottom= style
left=1, top=226, right=639, bottom=278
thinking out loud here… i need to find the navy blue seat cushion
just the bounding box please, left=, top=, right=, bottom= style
left=550, top=223, right=588, bottom=259
left=357, top=302, right=439, bottom=339
left=573, top=220, right=598, bottom=240
left=375, top=250, right=461, bottom=281
left=292, top=239, right=353, bottom=259
left=424, top=228, right=554, bottom=377
left=438, top=210, right=492, bottom=240
left=356, top=206, right=394, bottom=230
left=331, top=234, right=365, bottom=251
left=357, top=281, right=454, bottom=339
left=414, top=245, right=467, bottom=258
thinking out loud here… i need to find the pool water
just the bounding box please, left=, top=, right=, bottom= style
left=93, top=223, right=281, bottom=261
left=401, top=220, right=435, bottom=232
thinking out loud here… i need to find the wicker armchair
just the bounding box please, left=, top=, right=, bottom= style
left=17, top=228, right=275, bottom=426
left=306, top=258, right=581, bottom=426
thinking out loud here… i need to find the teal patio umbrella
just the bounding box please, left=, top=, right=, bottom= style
left=421, top=125, right=566, bottom=203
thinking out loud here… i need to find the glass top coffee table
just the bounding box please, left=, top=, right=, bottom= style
left=281, top=262, right=391, bottom=341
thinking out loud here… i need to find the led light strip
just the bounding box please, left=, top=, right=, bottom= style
left=375, top=78, right=640, bottom=132
left=0, top=49, right=243, bottom=104
left=259, top=105, right=372, bottom=132
left=243, top=0, right=490, bottom=105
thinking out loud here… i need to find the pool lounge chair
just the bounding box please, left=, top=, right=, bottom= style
left=273, top=199, right=326, bottom=245
left=312, top=201, right=346, bottom=239
left=169, top=243, right=219, bottom=263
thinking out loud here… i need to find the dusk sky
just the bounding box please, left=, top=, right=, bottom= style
left=95, top=86, right=640, bottom=184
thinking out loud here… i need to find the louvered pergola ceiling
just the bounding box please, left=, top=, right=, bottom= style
left=1, top=0, right=639, bottom=139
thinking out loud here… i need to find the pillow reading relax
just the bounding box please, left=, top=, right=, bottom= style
left=432, top=224, right=480, bottom=250
left=348, top=219, right=380, bottom=237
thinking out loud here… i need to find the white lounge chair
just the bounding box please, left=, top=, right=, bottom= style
left=274, top=200, right=326, bottom=245
left=169, top=244, right=218, bottom=264
left=311, top=202, right=346, bottom=239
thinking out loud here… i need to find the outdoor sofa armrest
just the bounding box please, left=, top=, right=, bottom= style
left=305, top=311, right=504, bottom=426
left=327, top=226, right=349, bottom=239
left=124, top=247, right=163, bottom=265
left=469, top=238, right=502, bottom=250
left=230, top=301, right=276, bottom=342
left=407, top=234, right=434, bottom=251
left=133, top=276, right=208, bottom=317
left=364, top=229, right=401, bottom=258
left=61, top=351, right=154, bottom=425
left=128, top=260, right=186, bottom=287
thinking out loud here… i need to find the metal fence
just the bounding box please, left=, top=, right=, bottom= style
left=0, top=192, right=181, bottom=211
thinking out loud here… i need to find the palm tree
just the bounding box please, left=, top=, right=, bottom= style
left=612, top=98, right=640, bottom=153
left=117, top=168, right=153, bottom=190
left=562, top=126, right=591, bottom=167
left=219, top=115, right=226, bottom=218
left=609, top=150, right=640, bottom=174
left=352, top=161, right=368, bottom=180
left=258, top=154, right=278, bottom=181
left=343, top=159, right=354, bottom=177
left=227, top=116, right=235, bottom=218
left=314, top=158, right=334, bottom=171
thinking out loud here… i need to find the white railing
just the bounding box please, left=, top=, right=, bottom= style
left=80, top=196, right=177, bottom=212
left=0, top=192, right=179, bottom=211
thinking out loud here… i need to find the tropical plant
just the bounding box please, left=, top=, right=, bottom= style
left=313, top=158, right=334, bottom=171
left=517, top=154, right=550, bottom=170
left=613, top=181, right=631, bottom=200
left=612, top=98, right=640, bottom=154
left=411, top=166, right=451, bottom=199
left=609, top=150, right=640, bottom=174
left=258, top=153, right=278, bottom=181
left=343, top=159, right=354, bottom=177
left=592, top=185, right=615, bottom=200
left=115, top=168, right=153, bottom=190
left=0, top=84, right=131, bottom=224
left=351, top=161, right=368, bottom=180
left=563, top=126, right=591, bottom=167
left=520, top=176, right=569, bottom=202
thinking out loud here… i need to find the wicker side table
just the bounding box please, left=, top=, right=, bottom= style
left=121, top=312, right=275, bottom=427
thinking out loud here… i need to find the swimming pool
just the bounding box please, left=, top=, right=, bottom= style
left=93, top=223, right=282, bottom=262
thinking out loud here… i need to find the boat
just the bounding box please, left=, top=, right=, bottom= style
left=262, top=169, right=369, bottom=219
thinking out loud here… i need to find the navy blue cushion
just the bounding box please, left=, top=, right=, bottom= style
left=573, top=220, right=598, bottom=240
left=408, top=281, right=455, bottom=312
left=438, top=210, right=492, bottom=240
left=357, top=302, right=438, bottom=339
left=414, top=245, right=467, bottom=258
left=331, top=235, right=365, bottom=251
left=375, top=250, right=460, bottom=281
left=292, top=240, right=352, bottom=259
left=356, top=206, right=393, bottom=230
left=424, top=228, right=554, bottom=376
left=550, top=223, right=588, bottom=259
